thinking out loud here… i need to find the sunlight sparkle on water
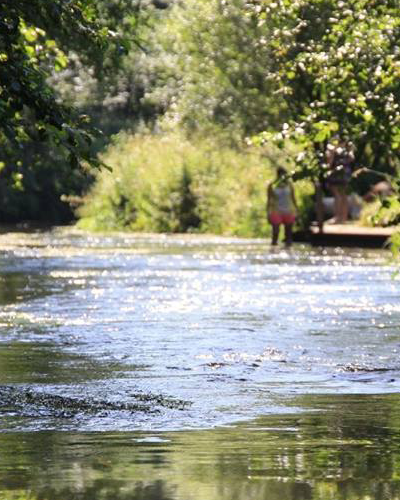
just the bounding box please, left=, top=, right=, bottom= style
left=0, top=231, right=400, bottom=430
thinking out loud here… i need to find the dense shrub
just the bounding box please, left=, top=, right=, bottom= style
left=77, top=131, right=313, bottom=237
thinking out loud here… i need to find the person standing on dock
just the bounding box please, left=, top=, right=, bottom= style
left=325, top=138, right=354, bottom=224
left=267, top=167, right=297, bottom=247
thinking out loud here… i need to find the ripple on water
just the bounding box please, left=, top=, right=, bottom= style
left=0, top=229, right=399, bottom=430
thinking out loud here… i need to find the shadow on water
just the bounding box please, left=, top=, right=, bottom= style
left=1, top=394, right=400, bottom=500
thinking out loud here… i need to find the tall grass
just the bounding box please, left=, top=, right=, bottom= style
left=77, top=131, right=312, bottom=237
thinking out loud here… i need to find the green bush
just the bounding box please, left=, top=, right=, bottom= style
left=360, top=196, right=400, bottom=228
left=77, top=131, right=312, bottom=237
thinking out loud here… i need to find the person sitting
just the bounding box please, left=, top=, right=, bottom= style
left=363, top=181, right=393, bottom=203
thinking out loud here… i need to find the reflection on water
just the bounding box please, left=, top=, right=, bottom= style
left=1, top=394, right=400, bottom=500
left=1, top=228, right=400, bottom=498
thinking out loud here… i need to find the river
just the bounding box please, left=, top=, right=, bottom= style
left=0, top=228, right=399, bottom=499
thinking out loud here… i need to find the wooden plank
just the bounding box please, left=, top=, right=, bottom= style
left=310, top=224, right=396, bottom=237
left=294, top=223, right=398, bottom=248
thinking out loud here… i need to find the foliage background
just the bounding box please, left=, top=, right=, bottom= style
left=77, top=131, right=312, bottom=237
left=2, top=0, right=400, bottom=235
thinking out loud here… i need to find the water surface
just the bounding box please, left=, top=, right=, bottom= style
left=1, top=394, right=400, bottom=500
left=0, top=228, right=398, bottom=430
left=0, top=228, right=399, bottom=499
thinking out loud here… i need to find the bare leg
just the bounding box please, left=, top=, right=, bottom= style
left=339, top=190, right=348, bottom=222
left=330, top=185, right=340, bottom=222
left=315, top=182, right=324, bottom=233
left=330, top=185, right=348, bottom=223
left=284, top=223, right=293, bottom=247
left=271, top=224, right=280, bottom=245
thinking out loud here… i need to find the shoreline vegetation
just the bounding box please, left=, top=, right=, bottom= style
left=76, top=131, right=314, bottom=239
left=2, top=1, right=400, bottom=247
left=75, top=130, right=399, bottom=247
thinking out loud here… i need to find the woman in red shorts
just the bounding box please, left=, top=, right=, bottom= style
left=267, top=167, right=297, bottom=247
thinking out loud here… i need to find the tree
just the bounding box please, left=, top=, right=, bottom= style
left=0, top=0, right=153, bottom=222
left=0, top=0, right=117, bottom=171
left=248, top=0, right=400, bottom=190
left=50, top=0, right=171, bottom=133
left=159, top=0, right=400, bottom=190
left=148, top=0, right=283, bottom=141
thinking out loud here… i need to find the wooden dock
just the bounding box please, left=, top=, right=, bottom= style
left=294, top=223, right=398, bottom=248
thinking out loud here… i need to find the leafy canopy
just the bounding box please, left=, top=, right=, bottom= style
left=248, top=0, right=400, bottom=181
left=0, top=0, right=131, bottom=172
left=148, top=0, right=282, bottom=140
